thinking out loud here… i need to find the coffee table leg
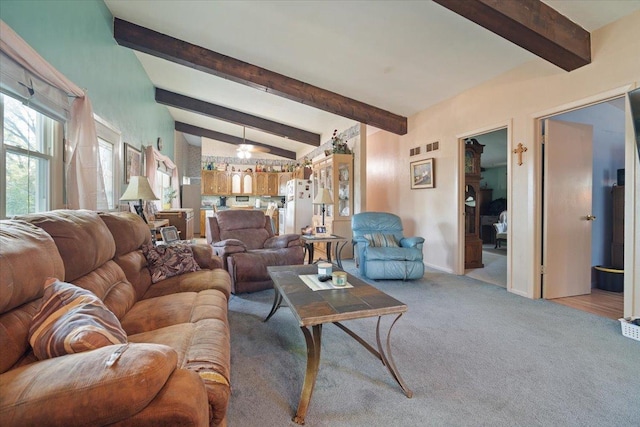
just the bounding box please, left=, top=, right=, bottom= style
left=293, top=324, right=322, bottom=425
left=264, top=288, right=283, bottom=322
left=376, top=314, right=413, bottom=398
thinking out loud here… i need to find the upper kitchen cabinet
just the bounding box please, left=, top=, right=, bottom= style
left=230, top=171, right=254, bottom=195
left=255, top=172, right=280, bottom=196
left=202, top=170, right=229, bottom=195
left=278, top=172, right=292, bottom=196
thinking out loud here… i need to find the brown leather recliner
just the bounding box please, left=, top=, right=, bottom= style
left=206, top=210, right=304, bottom=294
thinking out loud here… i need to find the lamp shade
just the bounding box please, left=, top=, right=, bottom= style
left=313, top=188, right=333, bottom=205
left=120, top=176, right=159, bottom=201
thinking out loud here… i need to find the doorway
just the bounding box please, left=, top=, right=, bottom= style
left=540, top=98, right=625, bottom=318
left=462, top=127, right=509, bottom=288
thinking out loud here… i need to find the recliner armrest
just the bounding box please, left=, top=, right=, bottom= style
left=399, top=236, right=425, bottom=248
left=264, top=234, right=301, bottom=249
left=352, top=236, right=370, bottom=246
left=211, top=239, right=247, bottom=257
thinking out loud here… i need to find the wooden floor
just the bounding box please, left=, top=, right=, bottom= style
left=551, top=289, right=624, bottom=320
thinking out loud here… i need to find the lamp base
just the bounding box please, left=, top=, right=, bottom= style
left=134, top=203, right=148, bottom=223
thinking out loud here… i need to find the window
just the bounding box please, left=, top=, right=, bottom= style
left=98, top=138, right=114, bottom=210
left=155, top=169, right=172, bottom=209
left=95, top=116, right=121, bottom=211
left=1, top=93, right=62, bottom=217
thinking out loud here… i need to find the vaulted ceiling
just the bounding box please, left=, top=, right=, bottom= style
left=104, top=0, right=640, bottom=159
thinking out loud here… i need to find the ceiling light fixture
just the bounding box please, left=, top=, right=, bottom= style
left=237, top=127, right=252, bottom=159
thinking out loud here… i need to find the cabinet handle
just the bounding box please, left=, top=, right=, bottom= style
left=586, top=214, right=596, bottom=221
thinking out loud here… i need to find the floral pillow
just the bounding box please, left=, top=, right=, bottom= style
left=142, top=242, right=201, bottom=283
left=29, top=278, right=127, bottom=360
left=363, top=233, right=400, bottom=247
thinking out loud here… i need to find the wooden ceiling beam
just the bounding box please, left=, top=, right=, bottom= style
left=114, top=18, right=408, bottom=135
left=433, top=0, right=590, bottom=71
left=175, top=122, right=297, bottom=160
left=157, top=88, right=319, bottom=146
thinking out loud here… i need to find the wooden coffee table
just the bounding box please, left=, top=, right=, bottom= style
left=265, top=264, right=412, bottom=424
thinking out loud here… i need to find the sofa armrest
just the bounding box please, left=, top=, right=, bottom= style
left=190, top=243, right=223, bottom=270
left=264, top=234, right=302, bottom=249
left=0, top=344, right=177, bottom=427
left=399, top=236, right=425, bottom=248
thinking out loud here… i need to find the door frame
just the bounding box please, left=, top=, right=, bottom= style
left=456, top=120, right=513, bottom=291
left=533, top=85, right=637, bottom=316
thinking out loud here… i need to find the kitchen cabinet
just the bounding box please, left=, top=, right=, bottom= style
left=202, top=170, right=229, bottom=195
left=254, top=172, right=279, bottom=196
left=312, top=153, right=353, bottom=258
left=230, top=171, right=254, bottom=195
left=278, top=172, right=292, bottom=195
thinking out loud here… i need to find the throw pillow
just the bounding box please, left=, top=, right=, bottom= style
left=29, top=278, right=127, bottom=360
left=142, top=242, right=201, bottom=283
left=363, top=233, right=399, bottom=247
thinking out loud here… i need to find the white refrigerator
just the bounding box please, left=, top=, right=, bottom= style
left=284, top=179, right=313, bottom=234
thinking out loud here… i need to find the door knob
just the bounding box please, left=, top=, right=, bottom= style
left=586, top=214, right=596, bottom=221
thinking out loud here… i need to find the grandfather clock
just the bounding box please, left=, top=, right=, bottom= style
left=464, top=138, right=484, bottom=269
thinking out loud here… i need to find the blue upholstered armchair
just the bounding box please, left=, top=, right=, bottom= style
left=352, top=212, right=425, bottom=280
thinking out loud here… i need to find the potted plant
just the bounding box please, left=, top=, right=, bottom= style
left=163, top=187, right=177, bottom=209
left=325, top=129, right=352, bottom=156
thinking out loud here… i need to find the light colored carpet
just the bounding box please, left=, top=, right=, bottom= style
left=465, top=247, right=507, bottom=288
left=226, top=261, right=639, bottom=426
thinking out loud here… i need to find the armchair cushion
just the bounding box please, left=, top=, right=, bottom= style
left=364, top=233, right=399, bottom=247
left=142, top=243, right=200, bottom=284
left=29, top=278, right=127, bottom=360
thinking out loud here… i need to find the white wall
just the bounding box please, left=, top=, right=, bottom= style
left=366, top=10, right=640, bottom=312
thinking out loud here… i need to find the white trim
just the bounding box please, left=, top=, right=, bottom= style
left=455, top=120, right=512, bottom=293
left=532, top=84, right=637, bottom=314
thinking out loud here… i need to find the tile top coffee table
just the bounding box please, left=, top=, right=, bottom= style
left=265, top=264, right=413, bottom=425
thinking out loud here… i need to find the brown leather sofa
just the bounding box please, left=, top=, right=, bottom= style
left=206, top=210, right=304, bottom=294
left=0, top=210, right=232, bottom=426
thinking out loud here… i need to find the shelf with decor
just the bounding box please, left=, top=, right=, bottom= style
left=312, top=153, right=353, bottom=258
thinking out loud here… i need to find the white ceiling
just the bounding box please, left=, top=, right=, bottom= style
left=104, top=0, right=640, bottom=158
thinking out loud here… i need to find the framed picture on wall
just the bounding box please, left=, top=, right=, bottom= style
left=410, top=158, right=435, bottom=189
left=124, top=143, right=141, bottom=184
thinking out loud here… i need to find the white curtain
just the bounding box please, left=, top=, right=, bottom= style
left=0, top=20, right=107, bottom=210
left=144, top=146, right=180, bottom=208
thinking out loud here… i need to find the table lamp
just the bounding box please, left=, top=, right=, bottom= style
left=313, top=188, right=333, bottom=226
left=120, top=176, right=159, bottom=223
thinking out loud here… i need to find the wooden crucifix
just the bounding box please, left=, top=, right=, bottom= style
left=513, top=143, right=528, bottom=166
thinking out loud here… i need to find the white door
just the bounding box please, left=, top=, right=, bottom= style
left=543, top=119, right=594, bottom=299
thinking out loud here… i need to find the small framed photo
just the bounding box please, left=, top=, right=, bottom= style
left=315, top=226, right=329, bottom=237
left=124, top=143, right=142, bottom=184
left=410, top=158, right=435, bottom=189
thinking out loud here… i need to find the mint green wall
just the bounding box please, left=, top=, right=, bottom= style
left=0, top=0, right=174, bottom=157
left=481, top=166, right=507, bottom=200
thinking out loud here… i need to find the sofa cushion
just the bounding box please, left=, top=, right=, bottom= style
left=364, top=233, right=399, bottom=247
left=16, top=210, right=116, bottom=282
left=0, top=220, right=66, bottom=374
left=29, top=278, right=127, bottom=360
left=142, top=243, right=201, bottom=284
